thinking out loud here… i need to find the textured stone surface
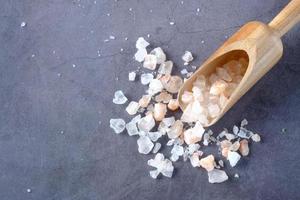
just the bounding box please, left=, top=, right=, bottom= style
left=0, top=0, right=300, bottom=199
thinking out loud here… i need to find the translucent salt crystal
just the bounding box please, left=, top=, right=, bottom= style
left=240, top=118, right=248, bottom=127
left=193, top=75, right=206, bottom=89
left=239, top=139, right=249, bottom=156
left=161, top=76, right=183, bottom=94
left=128, top=71, right=136, bottom=81
left=251, top=133, right=261, bottom=142
left=162, top=117, right=175, bottom=127
left=181, top=69, right=188, bottom=75
left=187, top=143, right=200, bottom=155
left=199, top=155, right=215, bottom=172
left=148, top=79, right=164, bottom=95
left=192, top=86, right=204, bottom=102
left=171, top=144, right=184, bottom=156
left=218, top=160, right=224, bottom=168
left=143, top=54, right=157, bottom=70
left=184, top=121, right=205, bottom=144
left=131, top=115, right=141, bottom=123
left=126, top=101, right=140, bottom=115
left=20, top=21, right=27, bottom=27
left=216, top=67, right=232, bottom=82
left=182, top=51, right=193, bottom=64
left=138, top=95, right=151, bottom=107
left=138, top=131, right=147, bottom=137
left=110, top=118, right=126, bottom=134
left=208, top=104, right=220, bottom=118
left=210, top=79, right=228, bottom=95
left=229, top=141, right=240, bottom=151
left=238, top=127, right=253, bottom=139
left=190, top=153, right=200, bottom=167
left=126, top=121, right=139, bottom=136
left=170, top=153, right=179, bottom=162
left=149, top=170, right=160, bottom=179
left=224, top=133, right=236, bottom=141
left=158, top=122, right=169, bottom=135
left=181, top=103, right=199, bottom=123
left=155, top=91, right=172, bottom=103
left=134, top=48, right=147, bottom=62
left=203, top=133, right=210, bottom=146
left=209, top=73, right=218, bottom=84
left=220, top=140, right=232, bottom=149
left=167, top=99, right=179, bottom=111
left=167, top=120, right=183, bottom=139
left=137, top=136, right=154, bottom=154
left=152, top=142, right=161, bottom=153
left=112, top=90, right=128, bottom=104
left=233, top=125, right=239, bottom=135
left=208, top=169, right=228, bottom=183
left=227, top=151, right=241, bottom=167
left=148, top=153, right=174, bottom=178
left=158, top=61, right=173, bottom=75
left=148, top=131, right=162, bottom=142
left=166, top=139, right=175, bottom=146
left=140, top=73, right=154, bottom=85
left=181, top=91, right=194, bottom=104
left=136, top=37, right=150, bottom=49
left=138, top=114, right=155, bottom=132
left=150, top=47, right=166, bottom=64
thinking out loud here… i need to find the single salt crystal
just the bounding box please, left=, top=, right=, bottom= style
left=168, top=99, right=179, bottom=111
left=182, top=51, right=193, bottom=65
left=169, top=21, right=175, bottom=25
left=167, top=120, right=183, bottom=139
left=192, top=86, right=204, bottom=102
left=162, top=117, right=175, bottom=127
left=152, top=142, right=162, bottom=153
left=137, top=136, right=154, bottom=154
left=238, top=127, right=253, bottom=139
left=216, top=67, right=232, bottom=82
left=153, top=103, right=167, bottom=121
left=138, top=114, right=155, bottom=132
left=138, top=95, right=151, bottom=108
left=128, top=71, right=136, bottom=81
left=208, top=169, right=228, bottom=183
left=234, top=173, right=240, bottom=178
left=181, top=69, right=188, bottom=75
left=136, top=37, right=150, bottom=49
left=155, top=91, right=172, bottom=103
left=187, top=144, right=201, bottom=155
left=150, top=47, right=166, bottom=64
left=20, top=21, right=27, bottom=27
left=113, top=90, right=128, bottom=104
left=140, top=73, right=154, bottom=85
left=170, top=153, right=180, bottom=162
left=241, top=118, right=248, bottom=127
left=148, top=79, right=164, bottom=95
left=199, top=155, right=215, bottom=171
left=184, top=121, right=205, bottom=144
left=143, top=54, right=157, bottom=70
left=210, top=79, right=228, bottom=95
left=181, top=91, right=194, bottom=104
left=148, top=153, right=174, bottom=178
left=224, top=133, right=236, bottom=141
left=251, top=133, right=261, bottom=142
left=109, top=35, right=115, bottom=40
left=162, top=76, right=183, bottom=94
left=239, top=139, right=249, bottom=156
left=208, top=104, right=220, bottom=118
left=126, top=101, right=140, bottom=115
left=148, top=131, right=162, bottom=142
left=229, top=141, right=240, bottom=151
left=171, top=144, right=184, bottom=156
left=227, top=151, right=241, bottom=167
left=190, top=153, right=200, bottom=167
left=131, top=114, right=142, bottom=124
left=233, top=125, right=239, bottom=135
left=135, top=48, right=147, bottom=62
left=126, top=121, right=139, bottom=136
left=209, top=73, right=219, bottom=84
left=166, top=139, right=175, bottom=146
left=203, top=133, right=210, bottom=146
left=110, top=118, right=126, bottom=134
left=158, top=61, right=173, bottom=75
left=218, top=160, right=224, bottom=168
left=193, top=75, right=206, bottom=88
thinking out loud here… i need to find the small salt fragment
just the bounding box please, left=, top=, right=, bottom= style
left=227, top=151, right=241, bottom=167
left=126, top=121, right=139, bottom=136
left=208, top=104, right=220, bottom=118
left=233, top=125, right=239, bottom=135
left=171, top=144, right=184, bottom=157
left=26, top=188, right=32, bottom=193
left=150, top=47, right=166, bottom=64
left=20, top=21, right=27, bottom=27
left=234, top=173, right=240, bottom=178
left=167, top=99, right=179, bottom=111
left=109, top=35, right=115, bottom=40
left=137, top=136, right=154, bottom=154
left=251, top=133, right=261, bottom=142
left=128, top=71, right=136, bottom=81
left=190, top=153, right=200, bottom=167
left=152, top=142, right=162, bottom=153
left=134, top=48, right=147, bottom=62
left=110, top=118, right=126, bottom=134
left=148, top=79, right=164, bottom=95
left=229, top=140, right=240, bottom=151
left=126, top=101, right=140, bottom=115
left=240, top=118, right=248, bottom=127
left=208, top=169, right=228, bottom=183
left=167, top=120, right=183, bottom=139
left=239, top=139, right=249, bottom=156
left=136, top=37, right=150, bottom=49
left=161, top=76, right=183, bottom=94
left=162, top=117, right=175, bottom=127
left=131, top=114, right=142, bottom=124
left=166, top=139, right=175, bottom=146
left=158, top=61, right=173, bottom=75
left=155, top=91, right=172, bottom=103
left=169, top=21, right=175, bottom=25
left=199, top=155, right=215, bottom=172
left=148, top=153, right=174, bottom=178
left=210, top=79, right=228, bottom=95
left=170, top=153, right=180, bottom=162
left=143, top=54, right=157, bottom=70
left=218, top=160, right=224, bottom=168
left=238, top=127, right=253, bottom=139
left=138, top=95, right=151, bottom=107
left=140, top=73, right=154, bottom=85
left=181, top=69, right=188, bottom=75
left=182, top=51, right=193, bottom=64
left=148, top=131, right=162, bottom=142
left=138, top=114, right=155, bottom=132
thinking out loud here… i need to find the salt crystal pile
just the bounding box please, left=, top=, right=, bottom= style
left=110, top=37, right=262, bottom=183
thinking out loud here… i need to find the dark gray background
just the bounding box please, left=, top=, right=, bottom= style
left=1, top=0, right=300, bottom=199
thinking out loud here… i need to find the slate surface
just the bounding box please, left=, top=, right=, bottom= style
left=0, top=0, right=300, bottom=199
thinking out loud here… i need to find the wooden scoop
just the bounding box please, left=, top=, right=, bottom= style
left=178, top=0, right=300, bottom=127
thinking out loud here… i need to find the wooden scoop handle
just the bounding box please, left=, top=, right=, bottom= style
left=269, top=0, right=300, bottom=37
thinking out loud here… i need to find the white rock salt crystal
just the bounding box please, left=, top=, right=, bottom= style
left=148, top=153, right=174, bottom=178
left=136, top=37, right=150, bottom=49
left=137, top=136, right=154, bottom=154
left=240, top=118, right=248, bottom=127
left=210, top=79, right=228, bottom=95
left=171, top=144, right=184, bottom=156
left=126, top=121, right=139, bottom=136
left=20, top=21, right=27, bottom=27
left=162, top=117, right=175, bottom=127
left=152, top=142, right=161, bottom=153
left=150, top=47, right=166, bottom=64
left=190, top=153, right=200, bottom=167
left=140, top=73, right=154, bottom=85
left=135, top=48, right=147, bottom=62
left=143, top=54, right=157, bottom=70
left=251, top=133, right=261, bottom=142
left=161, top=76, right=183, bottom=94
left=233, top=125, right=239, bottom=135
left=131, top=114, right=142, bottom=124
left=149, top=169, right=160, bottom=179
left=227, top=151, right=241, bottom=167
left=138, top=114, right=155, bottom=132
left=193, top=75, right=206, bottom=89
left=112, top=90, right=128, bottom=104
left=208, top=104, right=220, bottom=118
left=166, top=139, right=175, bottom=146
left=208, top=169, right=228, bottom=183
left=148, top=131, right=162, bottom=142
left=110, top=118, right=126, bottom=134
left=148, top=79, right=164, bottom=95
left=170, top=153, right=180, bottom=162
left=238, top=127, right=253, bottom=139
left=187, top=144, right=201, bottom=154
left=128, top=71, right=136, bottom=81
left=216, top=67, right=232, bottom=82
left=158, top=61, right=173, bottom=75
left=126, top=101, right=140, bottom=115
left=167, top=120, right=183, bottom=139
left=181, top=69, right=188, bottom=75
left=182, top=51, right=193, bottom=64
